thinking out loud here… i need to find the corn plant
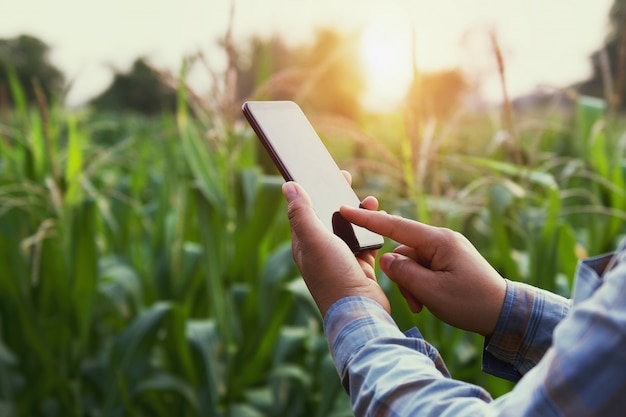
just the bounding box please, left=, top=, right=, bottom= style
left=2, top=47, right=626, bottom=414
left=0, top=71, right=352, bottom=416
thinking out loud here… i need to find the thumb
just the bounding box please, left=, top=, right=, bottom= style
left=282, top=181, right=331, bottom=248
left=380, top=252, right=439, bottom=307
left=282, top=181, right=301, bottom=204
left=283, top=181, right=315, bottom=229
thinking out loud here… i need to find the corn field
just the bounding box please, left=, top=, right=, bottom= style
left=1, top=64, right=625, bottom=416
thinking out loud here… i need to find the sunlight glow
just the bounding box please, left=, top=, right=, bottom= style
left=0, top=0, right=614, bottom=109
left=358, top=5, right=414, bottom=111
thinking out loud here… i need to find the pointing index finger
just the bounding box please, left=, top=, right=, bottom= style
left=340, top=205, right=442, bottom=255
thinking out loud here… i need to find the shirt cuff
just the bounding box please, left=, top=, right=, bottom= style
left=483, top=279, right=570, bottom=380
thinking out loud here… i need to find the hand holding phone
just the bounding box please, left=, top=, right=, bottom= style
left=242, top=101, right=384, bottom=252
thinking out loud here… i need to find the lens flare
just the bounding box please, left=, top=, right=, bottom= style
left=358, top=4, right=414, bottom=111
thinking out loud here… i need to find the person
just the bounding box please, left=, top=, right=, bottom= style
left=281, top=178, right=626, bottom=416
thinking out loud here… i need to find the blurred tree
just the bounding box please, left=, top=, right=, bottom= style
left=235, top=29, right=365, bottom=118
left=405, top=69, right=468, bottom=121
left=235, top=35, right=294, bottom=101
left=577, top=0, right=626, bottom=109
left=0, top=34, right=65, bottom=106
left=90, top=58, right=176, bottom=115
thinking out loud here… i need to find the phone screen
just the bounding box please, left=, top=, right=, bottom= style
left=242, top=101, right=384, bottom=252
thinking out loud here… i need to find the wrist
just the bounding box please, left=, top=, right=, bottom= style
left=480, top=278, right=508, bottom=336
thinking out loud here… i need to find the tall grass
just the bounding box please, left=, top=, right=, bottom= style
left=0, top=73, right=350, bottom=415
left=1, top=59, right=625, bottom=414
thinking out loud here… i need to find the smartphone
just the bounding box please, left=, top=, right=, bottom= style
left=242, top=100, right=384, bottom=252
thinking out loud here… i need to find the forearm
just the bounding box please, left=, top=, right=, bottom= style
left=325, top=297, right=494, bottom=416
left=324, top=287, right=624, bottom=417
left=347, top=337, right=494, bottom=416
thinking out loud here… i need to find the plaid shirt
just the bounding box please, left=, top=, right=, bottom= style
left=324, top=239, right=626, bottom=416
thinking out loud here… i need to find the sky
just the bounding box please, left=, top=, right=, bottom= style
left=0, top=0, right=615, bottom=110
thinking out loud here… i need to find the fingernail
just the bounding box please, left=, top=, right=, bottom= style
left=380, top=253, right=396, bottom=271
left=282, top=182, right=298, bottom=202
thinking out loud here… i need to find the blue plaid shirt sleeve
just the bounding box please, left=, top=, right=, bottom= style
left=324, top=297, right=494, bottom=417
left=324, top=243, right=626, bottom=416
left=482, top=279, right=571, bottom=382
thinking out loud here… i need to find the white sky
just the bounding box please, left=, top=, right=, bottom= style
left=0, top=0, right=615, bottom=109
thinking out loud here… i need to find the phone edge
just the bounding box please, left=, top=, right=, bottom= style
left=242, top=101, right=294, bottom=182
left=242, top=101, right=384, bottom=253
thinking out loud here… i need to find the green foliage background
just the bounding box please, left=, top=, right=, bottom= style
left=2, top=8, right=626, bottom=412
left=2, top=62, right=625, bottom=416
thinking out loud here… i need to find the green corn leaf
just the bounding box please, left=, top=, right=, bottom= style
left=186, top=319, right=221, bottom=415
left=109, top=302, right=173, bottom=376
left=244, top=387, right=274, bottom=414
left=488, top=184, right=521, bottom=281
left=133, top=372, right=198, bottom=410
left=174, top=242, right=203, bottom=302
left=28, top=110, right=46, bottom=181
left=178, top=116, right=227, bottom=217
left=162, top=304, right=198, bottom=386
left=5, top=65, right=27, bottom=123
left=232, top=284, right=293, bottom=397
left=272, top=326, right=308, bottom=365
left=230, top=173, right=287, bottom=285
left=588, top=124, right=609, bottom=179
left=607, top=153, right=626, bottom=243
left=71, top=200, right=98, bottom=352
left=196, top=190, right=235, bottom=346
left=229, top=403, right=266, bottom=417
left=270, top=363, right=312, bottom=386
left=259, top=243, right=296, bottom=322
left=462, top=156, right=557, bottom=189
left=0, top=339, right=17, bottom=367
left=556, top=222, right=578, bottom=296
left=577, top=95, right=606, bottom=153
left=99, top=257, right=143, bottom=309
left=286, top=279, right=319, bottom=317
left=0, top=402, right=15, bottom=417
left=316, top=354, right=344, bottom=417
left=64, top=116, right=84, bottom=206
left=530, top=188, right=563, bottom=291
